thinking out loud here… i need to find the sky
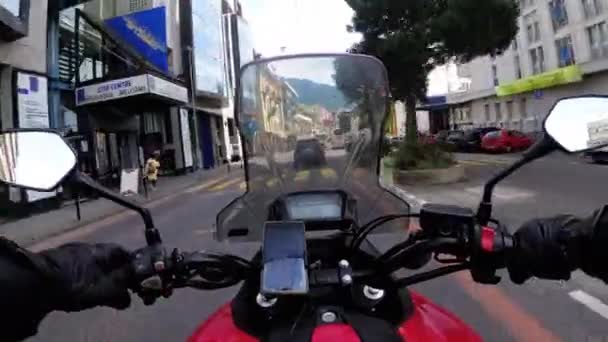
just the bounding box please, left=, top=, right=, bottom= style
left=240, top=0, right=362, bottom=56
left=239, top=0, right=459, bottom=96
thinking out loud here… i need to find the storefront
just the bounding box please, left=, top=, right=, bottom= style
left=74, top=73, right=188, bottom=185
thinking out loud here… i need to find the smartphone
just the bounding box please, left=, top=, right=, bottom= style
left=261, top=221, right=308, bottom=295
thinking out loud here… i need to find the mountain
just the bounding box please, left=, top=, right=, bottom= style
left=285, top=78, right=346, bottom=112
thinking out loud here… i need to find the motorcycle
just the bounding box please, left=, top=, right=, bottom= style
left=1, top=54, right=608, bottom=341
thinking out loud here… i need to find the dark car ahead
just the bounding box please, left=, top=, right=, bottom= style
left=434, top=130, right=451, bottom=143
left=449, top=127, right=499, bottom=152
left=294, top=138, right=327, bottom=170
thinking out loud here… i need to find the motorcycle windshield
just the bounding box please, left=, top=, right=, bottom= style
left=216, top=54, right=410, bottom=241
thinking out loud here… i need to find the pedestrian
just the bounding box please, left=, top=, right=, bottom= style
left=144, top=150, right=161, bottom=190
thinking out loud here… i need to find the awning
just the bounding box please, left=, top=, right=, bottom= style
left=416, top=95, right=448, bottom=111
left=496, top=65, right=583, bottom=97
left=75, top=74, right=188, bottom=107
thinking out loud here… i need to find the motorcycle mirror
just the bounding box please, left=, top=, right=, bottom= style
left=0, top=130, right=76, bottom=191
left=544, top=96, right=608, bottom=153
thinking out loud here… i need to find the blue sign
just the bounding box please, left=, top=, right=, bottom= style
left=105, top=7, right=169, bottom=73
left=534, top=89, right=543, bottom=99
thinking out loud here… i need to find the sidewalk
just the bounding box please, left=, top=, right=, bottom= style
left=0, top=166, right=239, bottom=246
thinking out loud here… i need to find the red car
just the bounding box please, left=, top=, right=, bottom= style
left=481, top=129, right=533, bottom=153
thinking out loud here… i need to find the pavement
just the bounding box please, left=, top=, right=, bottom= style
left=5, top=149, right=608, bottom=341
left=1, top=165, right=241, bottom=247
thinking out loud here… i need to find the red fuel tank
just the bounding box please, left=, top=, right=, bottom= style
left=188, top=291, right=481, bottom=342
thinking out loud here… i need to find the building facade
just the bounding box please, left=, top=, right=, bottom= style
left=0, top=0, right=252, bottom=214
left=448, top=0, right=608, bottom=134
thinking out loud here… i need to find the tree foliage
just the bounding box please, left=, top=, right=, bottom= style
left=344, top=0, right=519, bottom=143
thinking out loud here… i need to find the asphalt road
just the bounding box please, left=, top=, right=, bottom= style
left=24, top=151, right=608, bottom=341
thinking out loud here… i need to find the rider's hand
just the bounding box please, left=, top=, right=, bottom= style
left=40, top=243, right=133, bottom=312
left=507, top=216, right=580, bottom=284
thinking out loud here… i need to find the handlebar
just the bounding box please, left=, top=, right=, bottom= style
left=130, top=219, right=515, bottom=301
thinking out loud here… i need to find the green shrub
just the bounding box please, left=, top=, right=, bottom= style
left=395, top=142, right=455, bottom=171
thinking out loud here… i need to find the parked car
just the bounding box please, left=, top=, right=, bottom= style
left=584, top=146, right=608, bottom=163
left=456, top=127, right=500, bottom=152
left=390, top=136, right=404, bottom=145
left=481, top=129, right=533, bottom=153
left=450, top=127, right=500, bottom=152
left=434, top=130, right=451, bottom=143
left=293, top=138, right=327, bottom=170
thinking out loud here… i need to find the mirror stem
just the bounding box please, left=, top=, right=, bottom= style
left=73, top=172, right=162, bottom=245
left=477, top=134, right=557, bottom=225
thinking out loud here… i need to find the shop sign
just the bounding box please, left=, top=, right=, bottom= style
left=148, top=75, right=188, bottom=103
left=104, top=7, right=169, bottom=73
left=75, top=74, right=188, bottom=106
left=496, top=65, right=582, bottom=97
left=15, top=71, right=55, bottom=202
left=76, top=75, right=149, bottom=106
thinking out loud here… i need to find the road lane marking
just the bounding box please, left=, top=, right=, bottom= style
left=184, top=176, right=230, bottom=194
left=295, top=170, right=310, bottom=182
left=453, top=272, right=561, bottom=342
left=193, top=228, right=215, bottom=235
left=209, top=178, right=242, bottom=191
left=392, top=187, right=559, bottom=340
left=320, top=167, right=337, bottom=179
left=569, top=290, right=608, bottom=320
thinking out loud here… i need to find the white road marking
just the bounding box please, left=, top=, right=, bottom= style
left=465, top=186, right=534, bottom=201
left=569, top=290, right=608, bottom=320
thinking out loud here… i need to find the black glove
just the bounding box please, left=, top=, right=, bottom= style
left=507, top=216, right=581, bottom=284
left=40, top=243, right=134, bottom=312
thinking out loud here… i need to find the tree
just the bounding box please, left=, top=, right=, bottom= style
left=333, top=55, right=388, bottom=136
left=345, top=0, right=519, bottom=144
left=332, top=55, right=389, bottom=167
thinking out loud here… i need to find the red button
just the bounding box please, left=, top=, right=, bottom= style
left=481, top=226, right=495, bottom=252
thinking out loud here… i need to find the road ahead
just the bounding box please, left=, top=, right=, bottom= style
left=25, top=151, right=608, bottom=341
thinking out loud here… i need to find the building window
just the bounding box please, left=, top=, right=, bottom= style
left=506, top=101, right=514, bottom=121
left=587, top=21, right=608, bottom=59
left=549, top=0, right=569, bottom=31
left=582, top=0, right=604, bottom=18
left=129, top=0, right=150, bottom=11
left=512, top=39, right=519, bottom=51
left=524, top=11, right=541, bottom=43
left=495, top=103, right=503, bottom=121
left=520, top=97, right=528, bottom=118
left=514, top=55, right=523, bottom=78
left=530, top=46, right=545, bottom=74
left=556, top=35, right=576, bottom=67
left=228, top=119, right=236, bottom=137
left=492, top=64, right=499, bottom=86
left=484, top=104, right=491, bottom=122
